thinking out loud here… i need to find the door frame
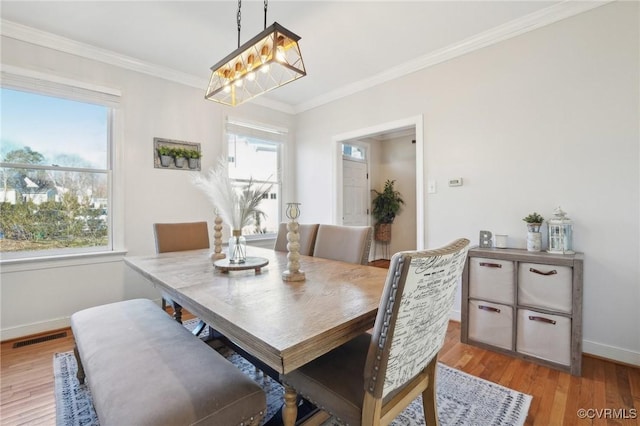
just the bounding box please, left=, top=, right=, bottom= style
left=331, top=115, right=425, bottom=250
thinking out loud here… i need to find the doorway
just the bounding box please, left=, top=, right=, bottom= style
left=332, top=115, right=425, bottom=253
left=342, top=143, right=369, bottom=226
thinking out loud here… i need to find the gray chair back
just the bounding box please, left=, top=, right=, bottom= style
left=313, top=224, right=373, bottom=265
left=273, top=222, right=319, bottom=256
left=364, top=238, right=470, bottom=399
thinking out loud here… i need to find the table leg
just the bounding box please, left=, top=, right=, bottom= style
left=282, top=385, right=298, bottom=426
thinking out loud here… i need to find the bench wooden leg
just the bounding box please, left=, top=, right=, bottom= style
left=171, top=301, right=183, bottom=324
left=73, top=345, right=86, bottom=384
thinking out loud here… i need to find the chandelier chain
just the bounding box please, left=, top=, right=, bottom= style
left=237, top=0, right=242, bottom=48
left=264, top=0, right=268, bottom=29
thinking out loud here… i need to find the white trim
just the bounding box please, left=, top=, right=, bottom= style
left=332, top=115, right=425, bottom=250
left=583, top=340, right=640, bottom=367
left=1, top=19, right=205, bottom=89
left=2, top=1, right=611, bottom=115
left=0, top=70, right=124, bottom=260
left=1, top=64, right=121, bottom=97
left=0, top=250, right=127, bottom=273
left=293, top=1, right=612, bottom=113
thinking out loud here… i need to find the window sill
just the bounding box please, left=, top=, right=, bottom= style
left=0, top=249, right=128, bottom=273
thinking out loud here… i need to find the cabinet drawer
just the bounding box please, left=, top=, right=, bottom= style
left=468, top=300, right=513, bottom=350
left=518, top=263, right=573, bottom=313
left=469, top=258, right=514, bottom=304
left=516, top=309, right=571, bottom=366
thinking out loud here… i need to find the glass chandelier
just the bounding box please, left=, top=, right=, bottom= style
left=205, top=1, right=306, bottom=107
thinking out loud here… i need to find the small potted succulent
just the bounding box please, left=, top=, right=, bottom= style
left=523, top=212, right=544, bottom=251
left=157, top=146, right=173, bottom=167
left=522, top=212, right=544, bottom=232
left=186, top=149, right=202, bottom=169
left=172, top=148, right=188, bottom=168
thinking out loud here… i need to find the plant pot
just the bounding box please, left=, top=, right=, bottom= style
left=527, top=231, right=542, bottom=252
left=375, top=223, right=392, bottom=242
left=159, top=155, right=173, bottom=167
left=188, top=158, right=199, bottom=169
left=174, top=157, right=186, bottom=168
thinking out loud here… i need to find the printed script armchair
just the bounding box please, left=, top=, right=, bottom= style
left=280, top=238, right=470, bottom=425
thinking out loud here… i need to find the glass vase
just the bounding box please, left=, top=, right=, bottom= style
left=228, top=230, right=247, bottom=264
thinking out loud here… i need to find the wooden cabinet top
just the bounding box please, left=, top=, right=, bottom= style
left=468, top=247, right=584, bottom=266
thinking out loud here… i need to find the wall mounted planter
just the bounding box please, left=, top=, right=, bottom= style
left=153, top=137, right=201, bottom=171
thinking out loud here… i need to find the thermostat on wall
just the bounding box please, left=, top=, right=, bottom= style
left=448, top=178, right=463, bottom=187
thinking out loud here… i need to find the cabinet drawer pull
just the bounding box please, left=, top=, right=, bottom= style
left=478, top=305, right=501, bottom=313
left=479, top=262, right=502, bottom=268
left=529, top=267, right=557, bottom=276
left=528, top=315, right=556, bottom=325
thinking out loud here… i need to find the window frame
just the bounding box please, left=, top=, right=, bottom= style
left=225, top=117, right=287, bottom=241
left=0, top=66, right=123, bottom=263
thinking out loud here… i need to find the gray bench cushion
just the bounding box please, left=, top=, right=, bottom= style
left=71, top=299, right=265, bottom=426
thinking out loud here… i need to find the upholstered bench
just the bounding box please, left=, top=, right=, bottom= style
left=71, top=298, right=266, bottom=426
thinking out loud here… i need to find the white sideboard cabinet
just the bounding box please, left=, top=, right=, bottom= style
left=461, top=247, right=583, bottom=375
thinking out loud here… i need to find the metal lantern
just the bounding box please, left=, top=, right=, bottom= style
left=547, top=207, right=574, bottom=254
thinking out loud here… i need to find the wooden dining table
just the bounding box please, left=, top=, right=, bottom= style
left=124, top=246, right=389, bottom=425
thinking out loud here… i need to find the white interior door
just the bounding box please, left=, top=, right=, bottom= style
left=342, top=157, right=369, bottom=226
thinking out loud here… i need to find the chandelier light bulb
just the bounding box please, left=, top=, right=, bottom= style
left=246, top=72, right=256, bottom=81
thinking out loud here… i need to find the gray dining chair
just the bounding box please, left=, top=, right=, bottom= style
left=153, top=221, right=210, bottom=336
left=273, top=222, right=320, bottom=256
left=312, top=224, right=373, bottom=265
left=280, top=238, right=471, bottom=425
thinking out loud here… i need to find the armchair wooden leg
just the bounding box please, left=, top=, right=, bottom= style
left=282, top=384, right=298, bottom=426
left=422, top=359, right=439, bottom=426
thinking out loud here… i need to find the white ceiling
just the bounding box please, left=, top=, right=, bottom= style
left=1, top=1, right=604, bottom=113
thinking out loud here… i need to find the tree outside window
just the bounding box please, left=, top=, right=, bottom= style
left=0, top=88, right=111, bottom=256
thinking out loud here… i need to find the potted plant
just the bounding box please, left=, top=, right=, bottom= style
left=186, top=149, right=202, bottom=169
left=172, top=147, right=187, bottom=168
left=371, top=179, right=404, bottom=242
left=157, top=145, right=173, bottom=167
left=523, top=212, right=544, bottom=251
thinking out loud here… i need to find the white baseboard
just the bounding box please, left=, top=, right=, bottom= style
left=449, top=309, right=639, bottom=366
left=1, top=317, right=70, bottom=341
left=583, top=340, right=640, bottom=366
left=0, top=298, right=164, bottom=342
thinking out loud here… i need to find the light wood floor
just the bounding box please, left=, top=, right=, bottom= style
left=1, top=319, right=638, bottom=426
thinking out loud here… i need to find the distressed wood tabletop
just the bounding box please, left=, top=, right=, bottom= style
left=124, top=247, right=388, bottom=374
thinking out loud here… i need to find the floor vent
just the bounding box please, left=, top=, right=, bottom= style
left=12, top=331, right=68, bottom=348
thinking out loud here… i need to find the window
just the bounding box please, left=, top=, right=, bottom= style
left=342, top=143, right=366, bottom=161
left=0, top=81, right=115, bottom=259
left=226, top=119, right=285, bottom=237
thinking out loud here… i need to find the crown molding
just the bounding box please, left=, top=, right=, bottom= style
left=293, top=0, right=613, bottom=114
left=1, top=20, right=207, bottom=89
left=1, top=1, right=612, bottom=116
left=0, top=19, right=296, bottom=115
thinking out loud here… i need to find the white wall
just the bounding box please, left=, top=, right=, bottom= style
left=0, top=36, right=294, bottom=340
left=295, top=2, right=639, bottom=364
left=368, top=135, right=417, bottom=259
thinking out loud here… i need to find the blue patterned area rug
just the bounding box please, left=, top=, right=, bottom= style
left=54, top=321, right=531, bottom=426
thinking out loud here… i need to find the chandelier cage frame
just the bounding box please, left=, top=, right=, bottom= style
left=205, top=3, right=306, bottom=107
